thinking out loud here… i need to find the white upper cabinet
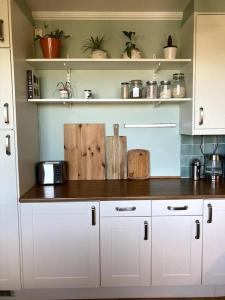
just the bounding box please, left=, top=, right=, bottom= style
left=0, top=0, right=10, bottom=48
left=0, top=48, right=13, bottom=129
left=194, top=15, right=225, bottom=133
left=180, top=14, right=225, bottom=135
left=21, top=202, right=100, bottom=289
left=203, top=200, right=225, bottom=285
left=0, top=131, right=20, bottom=290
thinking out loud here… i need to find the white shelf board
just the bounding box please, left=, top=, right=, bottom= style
left=27, top=98, right=191, bottom=104
left=25, top=58, right=192, bottom=70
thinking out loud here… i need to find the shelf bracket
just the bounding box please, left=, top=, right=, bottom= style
left=153, top=101, right=162, bottom=108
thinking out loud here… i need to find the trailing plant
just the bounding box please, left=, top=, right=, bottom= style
left=82, top=35, right=106, bottom=53
left=34, top=23, right=70, bottom=41
left=122, top=31, right=139, bottom=58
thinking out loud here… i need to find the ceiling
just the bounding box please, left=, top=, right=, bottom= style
left=25, top=0, right=190, bottom=12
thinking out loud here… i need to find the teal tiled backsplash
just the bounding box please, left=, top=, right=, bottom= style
left=181, top=135, right=225, bottom=178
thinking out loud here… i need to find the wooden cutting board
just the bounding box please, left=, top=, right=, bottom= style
left=106, top=124, right=127, bottom=179
left=128, top=149, right=150, bottom=179
left=64, top=124, right=106, bottom=180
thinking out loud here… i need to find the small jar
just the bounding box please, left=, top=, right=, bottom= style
left=172, top=73, right=186, bottom=98
left=130, top=80, right=143, bottom=99
left=121, top=82, right=129, bottom=99
left=145, top=81, right=158, bottom=99
left=160, top=81, right=172, bottom=99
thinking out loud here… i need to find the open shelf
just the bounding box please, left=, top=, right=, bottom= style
left=27, top=98, right=192, bottom=104
left=25, top=58, right=192, bottom=70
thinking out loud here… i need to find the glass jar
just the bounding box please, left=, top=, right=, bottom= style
left=160, top=81, right=172, bottom=99
left=145, top=81, right=158, bottom=99
left=121, top=82, right=129, bottom=99
left=172, top=73, right=186, bottom=98
left=130, top=80, right=143, bottom=99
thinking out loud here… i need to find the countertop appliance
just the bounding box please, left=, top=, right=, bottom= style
left=204, top=154, right=223, bottom=181
left=36, top=161, right=68, bottom=185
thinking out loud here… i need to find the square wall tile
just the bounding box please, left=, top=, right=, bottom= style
left=181, top=135, right=193, bottom=145
left=181, top=144, right=193, bottom=155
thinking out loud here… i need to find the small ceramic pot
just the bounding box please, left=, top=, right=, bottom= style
left=122, top=48, right=141, bottom=59
left=91, top=50, right=108, bottom=59
left=163, top=47, right=177, bottom=59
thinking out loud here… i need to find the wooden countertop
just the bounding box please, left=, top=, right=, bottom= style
left=20, top=179, right=225, bottom=202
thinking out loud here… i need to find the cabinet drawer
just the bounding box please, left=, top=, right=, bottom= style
left=100, top=200, right=151, bottom=217
left=152, top=199, right=203, bottom=216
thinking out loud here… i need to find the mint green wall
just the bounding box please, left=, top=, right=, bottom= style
left=15, top=0, right=33, bottom=24
left=34, top=20, right=183, bottom=176
left=196, top=0, right=225, bottom=12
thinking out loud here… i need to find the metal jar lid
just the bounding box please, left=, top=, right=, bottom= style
left=146, top=81, right=157, bottom=85
left=130, top=80, right=143, bottom=84
left=204, top=154, right=224, bottom=161
left=160, top=80, right=171, bottom=85
left=121, top=82, right=129, bottom=85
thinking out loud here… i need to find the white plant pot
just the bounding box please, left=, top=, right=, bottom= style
left=122, top=49, right=141, bottom=59
left=91, top=50, right=108, bottom=59
left=163, top=47, right=177, bottom=59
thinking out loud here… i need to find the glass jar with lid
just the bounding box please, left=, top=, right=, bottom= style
left=121, top=82, right=129, bottom=99
left=130, top=80, right=143, bottom=99
left=160, top=80, right=172, bottom=99
left=145, top=81, right=158, bottom=99
left=172, top=73, right=186, bottom=98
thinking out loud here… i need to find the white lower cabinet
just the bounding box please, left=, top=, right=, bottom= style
left=21, top=202, right=100, bottom=289
left=100, top=201, right=151, bottom=287
left=0, top=130, right=20, bottom=290
left=203, top=200, right=225, bottom=285
left=152, top=200, right=203, bottom=286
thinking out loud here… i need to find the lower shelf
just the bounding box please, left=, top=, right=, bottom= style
left=27, top=98, right=191, bottom=104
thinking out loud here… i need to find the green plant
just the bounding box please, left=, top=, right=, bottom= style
left=164, top=35, right=177, bottom=48
left=34, top=23, right=70, bottom=41
left=82, top=35, right=106, bottom=52
left=122, top=31, right=139, bottom=58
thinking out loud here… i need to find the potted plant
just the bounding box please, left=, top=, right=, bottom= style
left=122, top=31, right=141, bottom=59
left=163, top=35, right=177, bottom=59
left=82, top=35, right=108, bottom=59
left=35, top=24, right=70, bottom=59
left=56, top=81, right=72, bottom=99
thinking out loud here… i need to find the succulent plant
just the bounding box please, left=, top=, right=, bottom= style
left=82, top=35, right=106, bottom=52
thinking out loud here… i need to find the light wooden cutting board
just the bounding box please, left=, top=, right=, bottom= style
left=128, top=149, right=150, bottom=179
left=64, top=124, right=106, bottom=180
left=106, top=124, right=127, bottom=179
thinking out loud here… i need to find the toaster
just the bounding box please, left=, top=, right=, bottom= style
left=36, top=161, right=68, bottom=185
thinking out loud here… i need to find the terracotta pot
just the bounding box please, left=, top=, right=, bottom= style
left=40, top=38, right=61, bottom=58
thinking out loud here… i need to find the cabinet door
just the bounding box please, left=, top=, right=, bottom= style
left=101, top=217, right=151, bottom=287
left=0, top=48, right=14, bottom=129
left=21, top=202, right=100, bottom=289
left=152, top=216, right=202, bottom=285
left=0, top=0, right=10, bottom=48
left=195, top=15, right=225, bottom=131
left=0, top=130, right=21, bottom=290
left=203, top=200, right=225, bottom=285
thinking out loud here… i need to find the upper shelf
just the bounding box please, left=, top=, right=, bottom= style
left=25, top=58, right=192, bottom=70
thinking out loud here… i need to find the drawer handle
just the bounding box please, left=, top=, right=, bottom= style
left=5, top=134, right=11, bottom=156
left=115, top=206, right=136, bottom=212
left=195, top=220, right=200, bottom=239
left=144, top=221, right=148, bottom=240
left=4, top=103, right=9, bottom=124
left=207, top=203, right=212, bottom=223
left=0, top=20, right=4, bottom=42
left=167, top=205, right=188, bottom=211
left=91, top=206, right=96, bottom=226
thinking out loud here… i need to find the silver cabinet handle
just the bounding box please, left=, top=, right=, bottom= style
left=195, top=220, right=200, bottom=239
left=207, top=203, right=212, bottom=223
left=91, top=206, right=96, bottom=226
left=199, top=107, right=204, bottom=126
left=167, top=205, right=188, bottom=211
left=0, top=20, right=4, bottom=41
left=144, top=221, right=148, bottom=240
left=115, top=206, right=136, bottom=212
left=5, top=134, right=11, bottom=155
left=3, top=103, right=9, bottom=124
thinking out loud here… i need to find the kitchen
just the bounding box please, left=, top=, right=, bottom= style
left=1, top=0, right=225, bottom=299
